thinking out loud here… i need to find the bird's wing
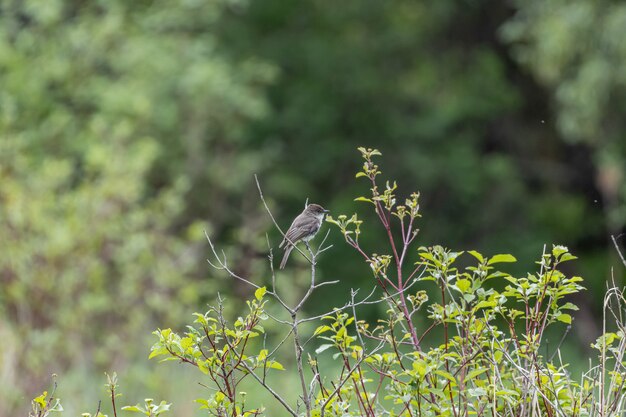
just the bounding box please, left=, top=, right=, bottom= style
left=280, top=214, right=313, bottom=247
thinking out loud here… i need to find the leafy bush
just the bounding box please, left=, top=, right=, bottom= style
left=149, top=148, right=626, bottom=416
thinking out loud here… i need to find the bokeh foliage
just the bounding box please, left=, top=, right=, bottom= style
left=502, top=0, right=626, bottom=232
left=0, top=0, right=272, bottom=413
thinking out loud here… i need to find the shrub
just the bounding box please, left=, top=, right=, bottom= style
left=26, top=148, right=626, bottom=416
left=149, top=148, right=626, bottom=417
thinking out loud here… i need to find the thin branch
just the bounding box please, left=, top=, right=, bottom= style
left=351, top=288, right=366, bottom=348
left=292, top=318, right=311, bottom=417
left=297, top=276, right=423, bottom=325
left=205, top=229, right=292, bottom=312
left=320, top=341, right=386, bottom=417
left=254, top=174, right=312, bottom=264
left=238, top=359, right=299, bottom=417
left=611, top=234, right=626, bottom=268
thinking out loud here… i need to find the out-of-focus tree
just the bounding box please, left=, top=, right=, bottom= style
left=502, top=0, right=626, bottom=235
left=216, top=0, right=606, bottom=295
left=219, top=0, right=518, bottom=238
left=0, top=0, right=273, bottom=414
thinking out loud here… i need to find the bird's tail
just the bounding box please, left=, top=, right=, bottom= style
left=279, top=245, right=293, bottom=269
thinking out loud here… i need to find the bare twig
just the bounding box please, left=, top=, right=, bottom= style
left=292, top=317, right=310, bottom=416
left=93, top=400, right=101, bottom=417
left=611, top=234, right=626, bottom=268
left=254, top=174, right=312, bottom=264
left=320, top=341, right=386, bottom=417
left=298, top=275, right=424, bottom=325
left=205, top=229, right=291, bottom=312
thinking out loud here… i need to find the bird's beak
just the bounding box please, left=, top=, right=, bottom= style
left=324, top=209, right=330, bottom=213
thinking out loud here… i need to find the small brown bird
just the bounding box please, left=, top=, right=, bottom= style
left=279, top=203, right=329, bottom=269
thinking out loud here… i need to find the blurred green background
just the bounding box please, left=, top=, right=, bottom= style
left=1, top=0, right=626, bottom=415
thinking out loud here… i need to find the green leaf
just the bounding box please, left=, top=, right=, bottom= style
left=313, top=325, right=332, bottom=336
left=254, top=286, right=267, bottom=301
left=560, top=302, right=579, bottom=311
left=354, top=196, right=373, bottom=203
left=269, top=361, right=285, bottom=370
left=486, top=271, right=510, bottom=280
left=121, top=406, right=144, bottom=413
left=496, top=389, right=520, bottom=397
left=475, top=300, right=496, bottom=310
left=466, top=368, right=488, bottom=380
left=467, top=250, right=484, bottom=263
left=215, top=391, right=226, bottom=404
left=428, top=388, right=448, bottom=401
left=195, top=399, right=209, bottom=408
left=487, top=254, right=517, bottom=265
left=434, top=369, right=456, bottom=383
left=557, top=313, right=572, bottom=324
left=148, top=347, right=168, bottom=360
left=355, top=172, right=367, bottom=178
left=552, top=245, right=569, bottom=257
left=315, top=344, right=333, bottom=354
left=456, top=278, right=471, bottom=294
left=198, top=360, right=210, bottom=375
left=468, top=387, right=488, bottom=397
left=559, top=253, right=578, bottom=262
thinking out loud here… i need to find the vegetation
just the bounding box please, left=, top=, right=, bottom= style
left=3, top=0, right=626, bottom=415
left=31, top=149, right=626, bottom=417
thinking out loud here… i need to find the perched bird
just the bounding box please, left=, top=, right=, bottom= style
left=279, top=203, right=329, bottom=269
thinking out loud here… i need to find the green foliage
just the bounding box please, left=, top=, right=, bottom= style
left=123, top=399, right=172, bottom=417
left=4, top=0, right=625, bottom=414
left=150, top=290, right=275, bottom=417
left=147, top=148, right=626, bottom=417
left=32, top=372, right=171, bottom=417
left=29, top=380, right=63, bottom=417
left=1, top=120, right=198, bottom=406
left=0, top=0, right=273, bottom=413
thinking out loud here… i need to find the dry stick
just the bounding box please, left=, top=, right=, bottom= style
left=205, top=230, right=293, bottom=318
left=236, top=358, right=299, bottom=417
left=602, top=282, right=626, bottom=416
left=351, top=288, right=367, bottom=348
left=611, top=234, right=626, bottom=268
left=293, top=302, right=311, bottom=417
left=491, top=339, right=567, bottom=417
left=266, top=233, right=278, bottom=295
left=43, top=379, right=58, bottom=417
left=254, top=174, right=312, bottom=266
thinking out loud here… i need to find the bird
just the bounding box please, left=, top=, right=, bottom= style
left=279, top=203, right=329, bottom=269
